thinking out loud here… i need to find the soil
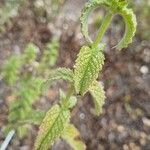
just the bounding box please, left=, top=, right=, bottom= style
left=0, top=0, right=150, bottom=150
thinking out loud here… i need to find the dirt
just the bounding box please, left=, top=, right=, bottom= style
left=0, top=0, right=150, bottom=150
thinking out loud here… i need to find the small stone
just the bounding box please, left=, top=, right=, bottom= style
left=117, top=125, right=125, bottom=132
left=140, top=138, right=146, bottom=146
left=79, top=113, right=85, bottom=120
left=142, top=117, right=150, bottom=127
left=140, top=65, right=149, bottom=74
left=123, top=144, right=129, bottom=150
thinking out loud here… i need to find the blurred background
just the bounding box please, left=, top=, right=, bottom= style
left=0, top=0, right=150, bottom=150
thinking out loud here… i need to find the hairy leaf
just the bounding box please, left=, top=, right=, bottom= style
left=35, top=104, right=70, bottom=150
left=2, top=55, right=22, bottom=85
left=80, top=0, right=136, bottom=49
left=62, top=124, right=86, bottom=150
left=74, top=45, right=105, bottom=95
left=23, top=43, right=38, bottom=63
left=40, top=39, right=59, bottom=68
left=115, top=7, right=137, bottom=50
left=42, top=68, right=74, bottom=91
left=18, top=110, right=45, bottom=125
left=89, top=81, right=106, bottom=115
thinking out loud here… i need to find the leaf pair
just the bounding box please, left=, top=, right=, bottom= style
left=80, top=0, right=137, bottom=50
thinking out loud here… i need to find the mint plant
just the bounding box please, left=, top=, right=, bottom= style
left=34, top=0, right=137, bottom=150
left=31, top=1, right=137, bottom=150
left=2, top=40, right=59, bottom=138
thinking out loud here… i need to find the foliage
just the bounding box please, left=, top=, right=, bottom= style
left=34, top=0, right=136, bottom=150
left=89, top=81, right=106, bottom=116
left=2, top=40, right=59, bottom=137
left=2, top=55, right=22, bottom=85
left=40, top=39, right=59, bottom=68
left=1, top=0, right=137, bottom=149
left=80, top=0, right=137, bottom=50
left=35, top=89, right=77, bottom=150
left=74, top=45, right=105, bottom=95
left=62, top=124, right=86, bottom=150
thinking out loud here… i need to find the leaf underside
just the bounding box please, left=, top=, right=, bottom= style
left=42, top=67, right=74, bottom=92
left=62, top=124, right=86, bottom=150
left=89, top=81, right=106, bottom=115
left=35, top=104, right=70, bottom=150
left=74, top=45, right=105, bottom=95
left=80, top=0, right=137, bottom=50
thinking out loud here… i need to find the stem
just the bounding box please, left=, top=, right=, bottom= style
left=65, top=85, right=74, bottom=101
left=93, top=12, right=113, bottom=48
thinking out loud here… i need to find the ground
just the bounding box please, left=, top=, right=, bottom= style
left=0, top=0, right=150, bottom=150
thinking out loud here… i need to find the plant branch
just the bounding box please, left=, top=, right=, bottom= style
left=93, top=12, right=112, bottom=48
left=65, top=85, right=74, bottom=101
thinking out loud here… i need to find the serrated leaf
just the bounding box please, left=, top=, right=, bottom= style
left=115, top=7, right=137, bottom=50
left=35, top=104, right=70, bottom=150
left=40, top=39, right=59, bottom=68
left=62, top=124, right=86, bottom=150
left=80, top=0, right=109, bottom=43
left=2, top=55, right=22, bottom=85
left=89, top=81, right=106, bottom=115
left=74, top=45, right=105, bottom=95
left=18, top=110, right=45, bottom=125
left=80, top=0, right=136, bottom=50
left=42, top=68, right=74, bottom=92
left=23, top=43, right=38, bottom=62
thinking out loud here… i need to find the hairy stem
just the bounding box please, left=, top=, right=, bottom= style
left=65, top=85, right=74, bottom=100
left=93, top=12, right=112, bottom=48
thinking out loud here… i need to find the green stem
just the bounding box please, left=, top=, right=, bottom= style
left=65, top=85, right=74, bottom=100
left=93, top=12, right=113, bottom=48
left=61, top=85, right=75, bottom=109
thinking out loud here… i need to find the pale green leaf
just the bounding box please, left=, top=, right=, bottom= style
left=35, top=104, right=70, bottom=150
left=18, top=110, right=45, bottom=125
left=80, top=0, right=109, bottom=43
left=2, top=55, right=22, bottom=85
left=115, top=7, right=137, bottom=50
left=42, top=68, right=74, bottom=92
left=40, top=39, right=59, bottom=68
left=89, top=81, right=106, bottom=116
left=62, top=124, right=86, bottom=150
left=23, top=43, right=38, bottom=62
left=74, top=45, right=105, bottom=95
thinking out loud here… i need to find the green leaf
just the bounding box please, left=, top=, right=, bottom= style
left=23, top=43, right=38, bottom=62
left=80, top=0, right=137, bottom=50
left=2, top=55, right=22, bottom=85
left=62, top=124, right=86, bottom=150
left=42, top=68, right=74, bottom=92
left=18, top=110, right=45, bottom=125
left=89, top=81, right=106, bottom=116
left=35, top=104, right=70, bottom=150
left=74, top=45, right=105, bottom=95
left=80, top=0, right=109, bottom=43
left=40, top=39, right=59, bottom=68
left=115, top=7, right=137, bottom=50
